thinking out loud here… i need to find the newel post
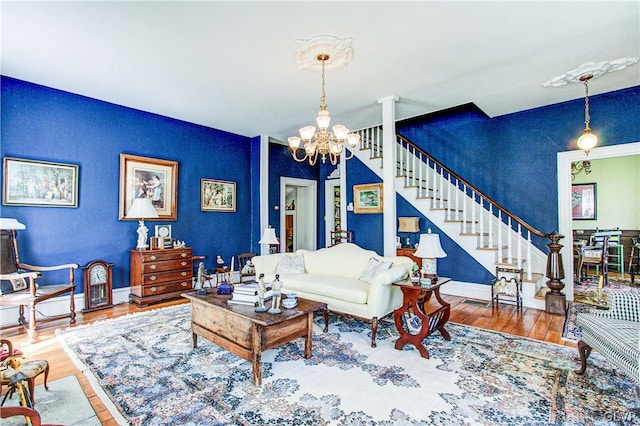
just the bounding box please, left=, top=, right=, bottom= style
left=544, top=231, right=566, bottom=314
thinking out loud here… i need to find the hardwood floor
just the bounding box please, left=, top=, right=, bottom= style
left=1, top=295, right=576, bottom=424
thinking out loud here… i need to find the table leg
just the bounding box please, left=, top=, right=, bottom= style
left=191, top=330, right=198, bottom=348
left=251, top=323, right=262, bottom=386
left=393, top=288, right=431, bottom=359
left=433, top=287, right=451, bottom=340
left=304, top=312, right=313, bottom=359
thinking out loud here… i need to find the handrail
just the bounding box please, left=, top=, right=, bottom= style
left=396, top=133, right=548, bottom=239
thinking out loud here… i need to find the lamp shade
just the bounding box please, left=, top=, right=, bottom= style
left=398, top=217, right=420, bottom=233
left=414, top=232, right=447, bottom=258
left=0, top=218, right=26, bottom=230
left=126, top=198, right=159, bottom=219
left=258, top=227, right=278, bottom=245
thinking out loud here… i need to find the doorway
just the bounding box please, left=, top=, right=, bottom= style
left=280, top=177, right=317, bottom=252
left=557, top=141, right=640, bottom=301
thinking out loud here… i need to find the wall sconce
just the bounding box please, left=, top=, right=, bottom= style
left=576, top=74, right=598, bottom=155
left=413, top=229, right=447, bottom=284
left=398, top=217, right=420, bottom=247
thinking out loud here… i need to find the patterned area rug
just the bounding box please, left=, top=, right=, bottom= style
left=57, top=304, right=639, bottom=425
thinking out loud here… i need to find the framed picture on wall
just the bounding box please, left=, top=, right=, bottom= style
left=201, top=178, right=236, bottom=212
left=353, top=183, right=383, bottom=214
left=2, top=157, right=79, bottom=208
left=119, top=154, right=178, bottom=220
left=571, top=183, right=597, bottom=220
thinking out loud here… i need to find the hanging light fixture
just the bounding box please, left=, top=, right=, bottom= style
left=288, top=53, right=360, bottom=166
left=576, top=74, right=598, bottom=155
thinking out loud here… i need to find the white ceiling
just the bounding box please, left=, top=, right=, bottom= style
left=2, top=1, right=639, bottom=141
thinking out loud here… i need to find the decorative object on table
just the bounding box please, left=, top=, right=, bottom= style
left=413, top=228, right=447, bottom=284
left=172, top=240, right=186, bottom=248
left=255, top=274, right=268, bottom=312
left=282, top=292, right=298, bottom=309
left=228, top=279, right=273, bottom=307
left=216, top=255, right=225, bottom=266
left=287, top=37, right=360, bottom=166
left=154, top=224, right=172, bottom=249
left=216, top=280, right=233, bottom=295
left=81, top=260, right=114, bottom=312
left=2, top=157, right=79, bottom=208
left=196, top=262, right=206, bottom=287
left=125, top=198, right=159, bottom=250
left=200, top=178, right=236, bottom=212
left=119, top=154, right=178, bottom=221
left=259, top=227, right=279, bottom=254
left=353, top=183, right=383, bottom=214
left=398, top=217, right=420, bottom=247
left=268, top=274, right=283, bottom=314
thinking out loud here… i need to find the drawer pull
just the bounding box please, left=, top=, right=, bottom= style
left=181, top=252, right=188, bottom=258
left=181, top=271, right=187, bottom=276
left=181, top=282, right=188, bottom=287
left=150, top=265, right=157, bottom=270
left=150, top=286, right=157, bottom=292
left=181, top=261, right=187, bottom=266
left=150, top=276, right=157, bottom=281
left=150, top=255, right=157, bottom=261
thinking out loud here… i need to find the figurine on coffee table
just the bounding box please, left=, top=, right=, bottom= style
left=268, top=274, right=283, bottom=314
left=255, top=273, right=268, bottom=313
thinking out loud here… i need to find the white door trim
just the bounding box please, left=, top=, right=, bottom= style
left=280, top=177, right=317, bottom=252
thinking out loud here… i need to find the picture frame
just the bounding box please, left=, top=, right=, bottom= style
left=571, top=183, right=597, bottom=220
left=353, top=183, right=383, bottom=214
left=201, top=178, right=236, bottom=212
left=2, top=157, right=79, bottom=208
left=119, top=154, right=178, bottom=220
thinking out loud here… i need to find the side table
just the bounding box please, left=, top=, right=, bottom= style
left=392, top=277, right=452, bottom=359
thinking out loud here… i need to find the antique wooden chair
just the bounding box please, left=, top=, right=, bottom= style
left=1, top=339, right=49, bottom=406
left=237, top=253, right=256, bottom=282
left=0, top=226, right=78, bottom=340
left=578, top=232, right=611, bottom=286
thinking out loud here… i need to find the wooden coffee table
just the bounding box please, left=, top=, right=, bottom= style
left=182, top=292, right=327, bottom=385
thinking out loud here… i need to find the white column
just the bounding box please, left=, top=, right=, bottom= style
left=259, top=135, right=270, bottom=255
left=340, top=152, right=348, bottom=232
left=378, top=95, right=399, bottom=257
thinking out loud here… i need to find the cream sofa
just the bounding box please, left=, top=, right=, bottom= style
left=252, top=243, right=413, bottom=347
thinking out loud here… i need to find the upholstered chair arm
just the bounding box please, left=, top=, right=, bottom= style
left=366, top=265, right=410, bottom=318
left=251, top=254, right=281, bottom=278
left=593, top=291, right=640, bottom=322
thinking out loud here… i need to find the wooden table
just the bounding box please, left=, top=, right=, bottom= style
left=392, top=277, right=452, bottom=359
left=182, top=292, right=327, bottom=385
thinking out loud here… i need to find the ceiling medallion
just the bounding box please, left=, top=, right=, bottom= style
left=293, top=35, right=354, bottom=72
left=543, top=57, right=639, bottom=87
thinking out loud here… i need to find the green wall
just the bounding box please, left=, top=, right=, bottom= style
left=572, top=155, right=640, bottom=230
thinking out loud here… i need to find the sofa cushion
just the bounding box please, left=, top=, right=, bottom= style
left=359, top=257, right=392, bottom=284
left=299, top=243, right=380, bottom=278
left=277, top=274, right=370, bottom=304
left=276, top=253, right=305, bottom=275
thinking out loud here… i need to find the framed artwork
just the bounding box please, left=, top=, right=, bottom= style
left=2, top=157, right=79, bottom=208
left=201, top=178, right=236, bottom=212
left=571, top=183, right=597, bottom=220
left=353, top=183, right=383, bottom=214
left=119, top=154, right=178, bottom=220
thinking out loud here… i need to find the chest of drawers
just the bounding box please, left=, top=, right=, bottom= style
left=129, top=247, right=193, bottom=306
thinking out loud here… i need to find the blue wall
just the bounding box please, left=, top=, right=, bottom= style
left=1, top=77, right=253, bottom=290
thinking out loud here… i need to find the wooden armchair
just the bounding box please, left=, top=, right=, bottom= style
left=0, top=229, right=78, bottom=340
left=237, top=253, right=256, bottom=282
left=578, top=232, right=611, bottom=286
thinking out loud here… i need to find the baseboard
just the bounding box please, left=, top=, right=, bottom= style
left=441, top=280, right=546, bottom=310
left=1, top=287, right=133, bottom=328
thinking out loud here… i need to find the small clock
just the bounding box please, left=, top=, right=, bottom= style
left=81, top=260, right=114, bottom=312
left=155, top=224, right=172, bottom=239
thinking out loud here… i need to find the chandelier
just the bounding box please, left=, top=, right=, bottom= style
left=287, top=53, right=360, bottom=166
left=576, top=74, right=598, bottom=155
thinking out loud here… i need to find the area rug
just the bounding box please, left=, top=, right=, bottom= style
left=2, top=375, right=99, bottom=425
left=57, top=305, right=639, bottom=425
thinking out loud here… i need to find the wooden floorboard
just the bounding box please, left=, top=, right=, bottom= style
left=3, top=294, right=576, bottom=423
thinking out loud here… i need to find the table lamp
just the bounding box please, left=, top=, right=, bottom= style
left=413, top=229, right=447, bottom=284
left=259, top=227, right=279, bottom=254
left=0, top=218, right=26, bottom=230
left=126, top=198, right=159, bottom=250
left=398, top=217, right=420, bottom=247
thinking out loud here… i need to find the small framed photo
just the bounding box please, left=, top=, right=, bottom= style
left=201, top=178, right=236, bottom=212
left=571, top=183, right=597, bottom=220
left=2, top=157, right=79, bottom=208
left=353, top=183, right=383, bottom=214
left=119, top=154, right=178, bottom=221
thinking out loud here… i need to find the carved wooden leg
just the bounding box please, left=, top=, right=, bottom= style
left=27, top=302, right=37, bottom=341
left=323, top=307, right=329, bottom=333
left=42, top=361, right=49, bottom=391
left=370, top=317, right=378, bottom=348
left=69, top=290, right=76, bottom=324
left=18, top=305, right=26, bottom=326
left=575, top=340, right=592, bottom=374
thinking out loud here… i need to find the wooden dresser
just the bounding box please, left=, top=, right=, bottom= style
left=396, top=247, right=422, bottom=269
left=129, top=247, right=193, bottom=306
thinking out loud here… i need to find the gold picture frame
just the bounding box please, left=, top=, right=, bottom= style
left=119, top=154, right=178, bottom=220
left=353, top=183, right=383, bottom=214
left=201, top=178, right=236, bottom=212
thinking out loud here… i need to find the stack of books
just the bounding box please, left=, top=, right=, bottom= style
left=227, top=282, right=273, bottom=306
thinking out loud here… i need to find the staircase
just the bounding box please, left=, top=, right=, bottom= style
left=353, top=126, right=550, bottom=309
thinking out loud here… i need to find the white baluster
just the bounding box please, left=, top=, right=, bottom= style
left=526, top=231, right=532, bottom=280
left=497, top=210, right=503, bottom=263
left=517, top=223, right=523, bottom=270
left=488, top=204, right=494, bottom=249
left=479, top=196, right=484, bottom=248
left=507, top=217, right=513, bottom=264
left=462, top=184, right=467, bottom=233
left=439, top=167, right=444, bottom=209
left=471, top=191, right=477, bottom=235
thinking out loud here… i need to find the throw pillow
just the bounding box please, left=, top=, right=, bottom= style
left=359, top=258, right=393, bottom=284
left=276, top=254, right=305, bottom=275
